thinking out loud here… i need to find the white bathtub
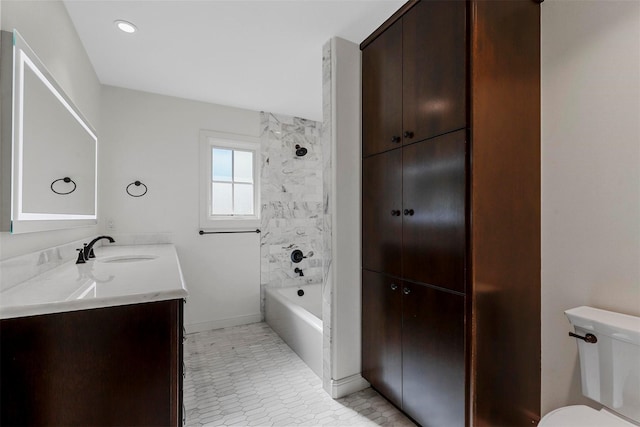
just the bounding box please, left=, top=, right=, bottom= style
left=265, top=284, right=322, bottom=378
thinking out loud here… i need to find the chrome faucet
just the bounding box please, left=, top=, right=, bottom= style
left=82, top=235, right=115, bottom=261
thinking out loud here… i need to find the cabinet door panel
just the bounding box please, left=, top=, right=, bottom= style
left=362, top=22, right=403, bottom=157
left=403, top=0, right=466, bottom=144
left=362, top=270, right=403, bottom=408
left=402, top=283, right=465, bottom=427
left=363, top=149, right=402, bottom=276
left=402, top=130, right=466, bottom=292
left=0, top=300, right=182, bottom=426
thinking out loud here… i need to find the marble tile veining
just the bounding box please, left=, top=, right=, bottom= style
left=183, top=322, right=415, bottom=427
left=260, top=112, right=324, bottom=300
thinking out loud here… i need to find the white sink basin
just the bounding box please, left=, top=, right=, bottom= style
left=98, top=255, right=158, bottom=263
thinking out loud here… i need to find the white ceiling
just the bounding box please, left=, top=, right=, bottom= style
left=63, top=0, right=405, bottom=122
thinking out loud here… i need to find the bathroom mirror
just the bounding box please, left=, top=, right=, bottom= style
left=0, top=30, right=97, bottom=233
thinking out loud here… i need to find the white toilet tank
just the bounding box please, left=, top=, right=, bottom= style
left=566, top=306, right=640, bottom=423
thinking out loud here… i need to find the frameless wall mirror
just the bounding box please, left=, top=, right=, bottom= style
left=0, top=30, right=97, bottom=233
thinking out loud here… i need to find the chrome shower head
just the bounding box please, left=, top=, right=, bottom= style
left=295, top=144, right=307, bottom=157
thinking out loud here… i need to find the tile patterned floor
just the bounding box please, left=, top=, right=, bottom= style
left=183, top=322, right=415, bottom=427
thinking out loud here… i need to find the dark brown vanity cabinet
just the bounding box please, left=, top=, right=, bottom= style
left=0, top=300, right=184, bottom=426
left=362, top=1, right=541, bottom=426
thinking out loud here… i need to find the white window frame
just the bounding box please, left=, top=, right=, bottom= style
left=199, top=130, right=261, bottom=231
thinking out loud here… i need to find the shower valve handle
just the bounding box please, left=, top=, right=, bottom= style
left=291, top=249, right=307, bottom=263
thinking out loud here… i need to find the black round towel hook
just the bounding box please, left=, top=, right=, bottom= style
left=126, top=180, right=148, bottom=197
left=50, top=177, right=77, bottom=195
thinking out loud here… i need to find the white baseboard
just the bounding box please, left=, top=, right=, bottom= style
left=185, top=313, right=262, bottom=334
left=329, top=373, right=370, bottom=399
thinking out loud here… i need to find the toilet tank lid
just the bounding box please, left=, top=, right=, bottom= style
left=565, top=306, right=640, bottom=345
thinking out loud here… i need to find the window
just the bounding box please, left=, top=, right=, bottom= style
left=200, top=131, right=260, bottom=230
left=211, top=148, right=255, bottom=215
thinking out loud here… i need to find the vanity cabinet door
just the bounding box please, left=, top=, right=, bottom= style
left=0, top=300, right=183, bottom=426
left=361, top=269, right=403, bottom=408
left=402, top=283, right=465, bottom=427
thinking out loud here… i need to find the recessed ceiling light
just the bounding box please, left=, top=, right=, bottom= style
left=114, top=20, right=137, bottom=34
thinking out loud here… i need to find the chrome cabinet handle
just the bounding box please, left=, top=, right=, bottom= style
left=390, top=283, right=398, bottom=291
left=403, top=287, right=411, bottom=295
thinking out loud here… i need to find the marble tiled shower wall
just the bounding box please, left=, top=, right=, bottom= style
left=259, top=113, right=323, bottom=300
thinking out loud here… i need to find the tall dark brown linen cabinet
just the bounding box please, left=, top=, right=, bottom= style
left=360, top=1, right=541, bottom=426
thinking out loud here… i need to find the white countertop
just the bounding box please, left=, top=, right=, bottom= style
left=0, top=244, right=188, bottom=319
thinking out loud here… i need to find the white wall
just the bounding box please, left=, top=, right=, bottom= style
left=330, top=38, right=362, bottom=382
left=541, top=0, right=640, bottom=414
left=322, top=37, right=365, bottom=397
left=0, top=0, right=101, bottom=260
left=99, top=86, right=262, bottom=332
